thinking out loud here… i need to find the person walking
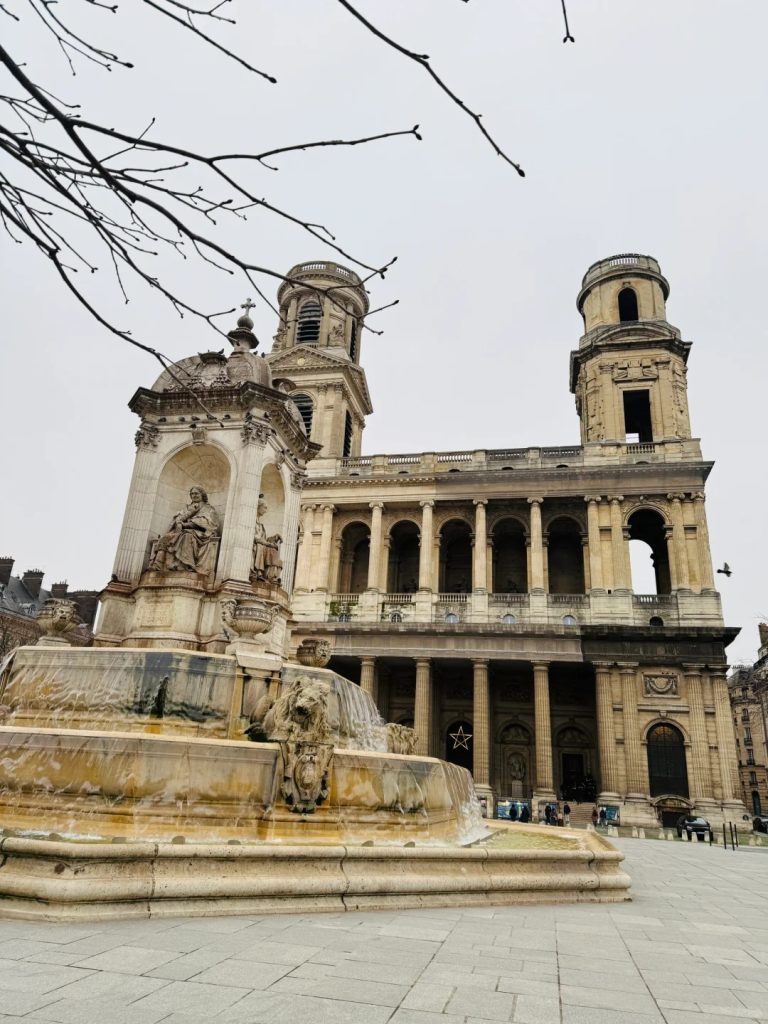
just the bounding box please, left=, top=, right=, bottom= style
left=563, top=802, right=571, bottom=826
left=544, top=804, right=552, bottom=825
left=599, top=807, right=607, bottom=827
left=591, top=805, right=599, bottom=827
left=520, top=804, right=530, bottom=823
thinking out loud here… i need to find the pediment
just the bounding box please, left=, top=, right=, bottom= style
left=268, top=347, right=373, bottom=414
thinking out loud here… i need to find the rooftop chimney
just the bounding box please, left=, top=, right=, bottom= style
left=50, top=582, right=69, bottom=599
left=0, top=558, right=13, bottom=587
left=21, top=569, right=44, bottom=600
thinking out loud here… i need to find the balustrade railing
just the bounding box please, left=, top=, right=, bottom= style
left=436, top=451, right=473, bottom=463
left=330, top=593, right=360, bottom=605
left=550, top=594, right=589, bottom=605
left=489, top=593, right=529, bottom=604
left=383, top=593, right=414, bottom=604
left=437, top=593, right=469, bottom=603
left=632, top=594, right=675, bottom=605
left=626, top=443, right=656, bottom=454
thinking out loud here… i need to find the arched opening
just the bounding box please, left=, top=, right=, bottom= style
left=445, top=719, right=473, bottom=773
left=149, top=444, right=230, bottom=577
left=647, top=723, right=688, bottom=798
left=439, top=519, right=473, bottom=593
left=343, top=411, right=353, bottom=458
left=349, top=319, right=358, bottom=362
left=387, top=521, right=420, bottom=593
left=628, top=509, right=671, bottom=594
left=297, top=300, right=321, bottom=344
left=547, top=517, right=585, bottom=594
left=752, top=791, right=762, bottom=816
left=649, top=615, right=664, bottom=628
left=291, top=393, right=313, bottom=436
left=492, top=518, right=527, bottom=593
left=618, top=287, right=638, bottom=322
left=337, top=522, right=370, bottom=594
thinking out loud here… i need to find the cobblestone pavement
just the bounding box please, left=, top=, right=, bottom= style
left=0, top=838, right=766, bottom=1023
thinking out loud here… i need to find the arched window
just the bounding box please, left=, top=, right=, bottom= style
left=297, top=300, right=322, bottom=344
left=337, top=522, right=370, bottom=594
left=292, top=393, right=313, bottom=436
left=649, top=615, right=664, bottom=628
left=562, top=614, right=577, bottom=626
left=618, top=287, right=639, bottom=322
left=647, top=723, right=688, bottom=797
left=492, top=518, right=527, bottom=594
left=547, top=517, right=585, bottom=594
left=349, top=320, right=358, bottom=362
left=628, top=509, right=671, bottom=595
left=387, top=521, right=420, bottom=593
left=389, top=611, right=403, bottom=623
left=444, top=612, right=460, bottom=624
left=439, top=520, right=473, bottom=593
left=343, top=411, right=353, bottom=458
left=501, top=613, right=516, bottom=625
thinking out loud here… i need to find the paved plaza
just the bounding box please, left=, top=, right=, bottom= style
left=0, top=839, right=766, bottom=1024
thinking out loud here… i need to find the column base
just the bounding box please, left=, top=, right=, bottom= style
left=597, top=791, right=621, bottom=806
left=618, top=796, right=660, bottom=828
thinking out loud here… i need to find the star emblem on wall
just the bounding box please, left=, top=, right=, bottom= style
left=449, top=725, right=472, bottom=751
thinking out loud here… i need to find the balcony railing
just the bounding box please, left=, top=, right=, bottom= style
left=489, top=593, right=529, bottom=604
left=437, top=593, right=469, bottom=604
left=550, top=594, right=589, bottom=605
left=383, top=593, right=413, bottom=605
left=633, top=594, right=675, bottom=605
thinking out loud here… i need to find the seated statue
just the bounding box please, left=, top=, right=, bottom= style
left=149, top=486, right=220, bottom=576
left=252, top=496, right=283, bottom=585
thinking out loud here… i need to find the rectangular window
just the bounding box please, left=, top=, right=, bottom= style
left=750, top=772, right=758, bottom=785
left=623, top=389, right=653, bottom=443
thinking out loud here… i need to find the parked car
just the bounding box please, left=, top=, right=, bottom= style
left=753, top=815, right=768, bottom=834
left=676, top=815, right=712, bottom=841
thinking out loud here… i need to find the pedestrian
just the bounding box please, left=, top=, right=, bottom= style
left=509, top=803, right=518, bottom=822
left=591, top=805, right=599, bottom=827
left=520, top=804, right=530, bottom=823
left=599, top=807, right=607, bottom=827
left=544, top=804, right=552, bottom=825
left=563, top=802, right=571, bottom=826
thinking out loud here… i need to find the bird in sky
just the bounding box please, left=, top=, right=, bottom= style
left=716, top=563, right=732, bottom=577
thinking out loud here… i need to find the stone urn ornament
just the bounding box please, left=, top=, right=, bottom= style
left=295, top=638, right=331, bottom=668
left=35, top=599, right=80, bottom=647
left=221, top=598, right=277, bottom=642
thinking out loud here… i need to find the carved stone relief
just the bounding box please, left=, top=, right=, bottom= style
left=643, top=673, right=678, bottom=697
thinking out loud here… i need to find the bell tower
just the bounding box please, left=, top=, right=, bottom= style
left=570, top=254, right=693, bottom=445
left=268, top=261, right=372, bottom=463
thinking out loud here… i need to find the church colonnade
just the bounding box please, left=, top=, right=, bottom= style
left=336, top=655, right=738, bottom=813
left=294, top=494, right=716, bottom=597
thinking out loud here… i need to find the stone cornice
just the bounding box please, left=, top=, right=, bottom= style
left=569, top=329, right=692, bottom=392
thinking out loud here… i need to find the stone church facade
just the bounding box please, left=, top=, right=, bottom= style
left=275, top=254, right=743, bottom=828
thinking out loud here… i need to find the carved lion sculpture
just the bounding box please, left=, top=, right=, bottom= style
left=386, top=723, right=418, bottom=755
left=261, top=676, right=332, bottom=744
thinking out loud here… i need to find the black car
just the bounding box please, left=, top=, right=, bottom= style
left=753, top=815, right=768, bottom=834
left=676, top=815, right=713, bottom=840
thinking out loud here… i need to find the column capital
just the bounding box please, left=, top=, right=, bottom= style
left=584, top=495, right=602, bottom=504
left=473, top=499, right=488, bottom=508
left=360, top=655, right=376, bottom=667
left=472, top=657, right=489, bottom=668
left=608, top=495, right=624, bottom=504
left=531, top=660, right=550, bottom=671
left=667, top=492, right=685, bottom=503
left=301, top=502, right=318, bottom=512
left=419, top=499, right=435, bottom=509
left=321, top=503, right=336, bottom=514
left=369, top=501, right=384, bottom=511
left=618, top=662, right=639, bottom=674
left=592, top=660, right=614, bottom=670
left=527, top=496, right=544, bottom=506
left=682, top=663, right=705, bottom=675
left=414, top=657, right=431, bottom=668
left=692, top=490, right=706, bottom=502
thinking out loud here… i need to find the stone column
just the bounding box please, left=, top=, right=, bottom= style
left=608, top=496, right=629, bottom=591
left=285, top=295, right=298, bottom=349
left=693, top=492, right=716, bottom=592
left=584, top=497, right=604, bottom=592
left=664, top=526, right=679, bottom=592
left=360, top=656, right=376, bottom=701
left=293, top=505, right=316, bottom=591
left=418, top=500, right=435, bottom=591
left=619, top=664, right=647, bottom=799
left=667, top=493, right=690, bottom=591
left=314, top=504, right=335, bottom=592
left=218, top=433, right=266, bottom=583
left=367, top=502, right=384, bottom=591
left=533, top=662, right=555, bottom=805
left=528, top=498, right=545, bottom=594
left=711, top=669, right=741, bottom=805
left=473, top=659, right=491, bottom=796
left=113, top=441, right=163, bottom=583
left=685, top=665, right=715, bottom=808
left=414, top=658, right=432, bottom=756
left=473, top=500, right=488, bottom=593
left=594, top=662, right=619, bottom=800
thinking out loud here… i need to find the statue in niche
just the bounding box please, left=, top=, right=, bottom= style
left=252, top=495, right=283, bottom=584
left=507, top=753, right=526, bottom=781
left=149, top=486, right=220, bottom=576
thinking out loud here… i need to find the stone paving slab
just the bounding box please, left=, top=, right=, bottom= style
left=0, top=839, right=766, bottom=1022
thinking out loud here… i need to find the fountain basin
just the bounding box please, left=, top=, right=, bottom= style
left=0, top=827, right=630, bottom=921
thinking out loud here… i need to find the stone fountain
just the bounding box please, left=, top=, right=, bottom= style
left=0, top=308, right=629, bottom=919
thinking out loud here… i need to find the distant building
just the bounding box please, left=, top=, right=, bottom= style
left=728, top=630, right=768, bottom=818
left=0, top=558, right=98, bottom=655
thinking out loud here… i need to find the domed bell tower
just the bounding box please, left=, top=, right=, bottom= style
left=570, top=254, right=693, bottom=445
left=268, top=261, right=372, bottom=464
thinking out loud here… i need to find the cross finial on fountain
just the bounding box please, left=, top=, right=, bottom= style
left=241, top=298, right=256, bottom=317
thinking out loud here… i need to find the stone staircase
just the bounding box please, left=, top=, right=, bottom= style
left=565, top=803, right=595, bottom=828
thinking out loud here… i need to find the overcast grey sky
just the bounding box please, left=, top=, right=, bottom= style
left=2, top=2, right=766, bottom=663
